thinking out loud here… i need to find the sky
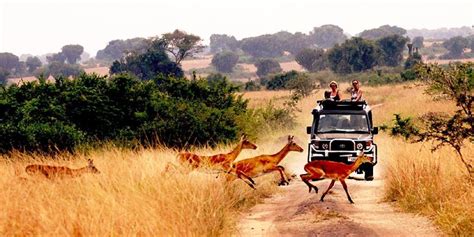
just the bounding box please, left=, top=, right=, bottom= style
left=0, top=0, right=473, bottom=57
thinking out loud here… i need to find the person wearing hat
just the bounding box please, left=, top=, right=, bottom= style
left=327, top=81, right=342, bottom=101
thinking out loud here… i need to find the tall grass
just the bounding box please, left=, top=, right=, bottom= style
left=0, top=146, right=279, bottom=236
left=382, top=136, right=473, bottom=236
left=370, top=82, right=474, bottom=236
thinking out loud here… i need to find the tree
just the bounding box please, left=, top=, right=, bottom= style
left=412, top=36, right=424, bottom=49
left=162, top=29, right=204, bottom=64
left=0, top=52, right=20, bottom=73
left=240, top=35, right=284, bottom=58
left=377, top=35, right=409, bottom=67
left=61, top=44, right=84, bottom=64
left=96, top=37, right=148, bottom=61
left=391, top=63, right=474, bottom=176
left=327, top=37, right=379, bottom=74
left=209, top=34, right=239, bottom=53
left=284, top=32, right=312, bottom=55
left=309, top=25, right=347, bottom=48
left=46, top=62, right=83, bottom=78
left=358, top=25, right=407, bottom=40
left=255, top=59, right=282, bottom=77
left=47, top=52, right=66, bottom=64
left=295, top=48, right=326, bottom=72
left=212, top=51, right=239, bottom=73
left=25, top=56, right=42, bottom=73
left=441, top=36, right=469, bottom=59
left=110, top=39, right=183, bottom=80
left=0, top=68, right=9, bottom=84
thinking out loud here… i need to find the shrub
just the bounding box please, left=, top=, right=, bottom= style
left=244, top=80, right=261, bottom=91
left=265, top=70, right=299, bottom=90
left=0, top=73, right=249, bottom=153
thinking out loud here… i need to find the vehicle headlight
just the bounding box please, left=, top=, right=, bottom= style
left=321, top=143, right=329, bottom=150
left=356, top=143, right=364, bottom=150
left=366, top=140, right=373, bottom=149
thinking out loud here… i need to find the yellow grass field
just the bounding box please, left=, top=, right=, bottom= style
left=0, top=81, right=472, bottom=235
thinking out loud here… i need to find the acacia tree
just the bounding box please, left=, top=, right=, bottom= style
left=110, top=39, right=183, bottom=80
left=61, top=44, right=84, bottom=64
left=162, top=30, right=204, bottom=64
left=392, top=63, right=473, bottom=176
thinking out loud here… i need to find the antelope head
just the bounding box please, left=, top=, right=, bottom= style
left=287, top=135, right=304, bottom=152
left=356, top=151, right=373, bottom=164
left=241, top=135, right=257, bottom=150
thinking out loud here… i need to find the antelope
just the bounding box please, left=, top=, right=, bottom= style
left=300, top=152, right=372, bottom=204
left=229, top=135, right=303, bottom=188
left=178, top=135, right=257, bottom=171
left=25, top=159, right=100, bottom=179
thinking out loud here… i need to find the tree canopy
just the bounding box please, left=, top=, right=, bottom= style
left=254, top=59, right=282, bottom=77
left=441, top=36, right=469, bottom=59
left=212, top=51, right=239, bottom=73
left=209, top=34, right=240, bottom=53
left=25, top=56, right=42, bottom=73
left=309, top=25, right=347, bottom=48
left=110, top=39, right=183, bottom=80
left=96, top=37, right=148, bottom=61
left=358, top=25, right=407, bottom=40
left=327, top=37, right=379, bottom=74
left=377, top=35, right=409, bottom=67
left=162, top=30, right=204, bottom=64
left=61, top=44, right=84, bottom=64
left=295, top=48, right=326, bottom=72
left=0, top=52, right=20, bottom=72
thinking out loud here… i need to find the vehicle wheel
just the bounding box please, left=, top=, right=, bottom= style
left=364, top=164, right=374, bottom=181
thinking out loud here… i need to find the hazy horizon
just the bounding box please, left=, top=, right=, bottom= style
left=1, top=0, right=473, bottom=57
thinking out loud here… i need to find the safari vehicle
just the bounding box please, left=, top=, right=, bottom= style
left=306, top=100, right=378, bottom=180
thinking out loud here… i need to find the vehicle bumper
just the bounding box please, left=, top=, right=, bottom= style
left=307, top=144, right=378, bottom=165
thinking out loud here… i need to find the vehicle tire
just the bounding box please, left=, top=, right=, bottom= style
left=364, top=164, right=374, bottom=181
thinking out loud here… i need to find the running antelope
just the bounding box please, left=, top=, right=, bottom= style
left=300, top=153, right=372, bottom=203
left=229, top=135, right=303, bottom=188
left=25, top=159, right=100, bottom=179
left=178, top=135, right=257, bottom=171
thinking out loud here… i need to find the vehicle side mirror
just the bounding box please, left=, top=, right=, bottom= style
left=372, top=127, right=379, bottom=135
left=306, top=126, right=312, bottom=134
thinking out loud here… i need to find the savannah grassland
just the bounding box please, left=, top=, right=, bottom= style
left=0, top=82, right=473, bottom=236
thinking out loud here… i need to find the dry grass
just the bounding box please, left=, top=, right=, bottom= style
left=0, top=145, right=281, bottom=236
left=367, top=83, right=474, bottom=236
left=1, top=81, right=472, bottom=236
left=382, top=135, right=474, bottom=236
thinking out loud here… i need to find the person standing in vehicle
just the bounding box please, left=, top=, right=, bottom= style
left=350, top=79, right=363, bottom=101
left=328, top=81, right=342, bottom=101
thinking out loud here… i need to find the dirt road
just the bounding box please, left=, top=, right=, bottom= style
left=236, top=157, right=441, bottom=236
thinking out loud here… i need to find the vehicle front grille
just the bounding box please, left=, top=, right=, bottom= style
left=330, top=140, right=354, bottom=151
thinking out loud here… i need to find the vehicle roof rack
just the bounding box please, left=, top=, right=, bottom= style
left=316, top=99, right=368, bottom=110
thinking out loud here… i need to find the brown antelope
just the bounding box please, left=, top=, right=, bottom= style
left=25, top=159, right=100, bottom=179
left=300, top=152, right=372, bottom=203
left=178, top=135, right=257, bottom=171
left=229, top=135, right=303, bottom=188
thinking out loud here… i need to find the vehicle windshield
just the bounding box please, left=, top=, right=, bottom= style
left=317, top=113, right=369, bottom=133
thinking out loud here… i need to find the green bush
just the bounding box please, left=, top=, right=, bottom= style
left=0, top=73, right=248, bottom=153
left=265, top=70, right=299, bottom=90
